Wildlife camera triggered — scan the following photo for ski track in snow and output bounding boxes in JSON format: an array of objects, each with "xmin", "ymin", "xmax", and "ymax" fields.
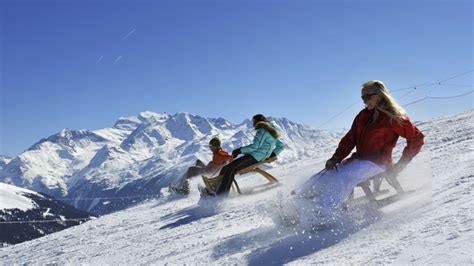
[{"xmin": 0, "ymin": 110, "xmax": 472, "ymax": 264}]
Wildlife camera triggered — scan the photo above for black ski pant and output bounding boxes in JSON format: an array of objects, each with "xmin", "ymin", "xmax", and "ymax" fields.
[
  {"xmin": 216, "ymin": 154, "xmax": 257, "ymax": 195},
  {"xmin": 186, "ymin": 159, "xmax": 207, "ymax": 179}
]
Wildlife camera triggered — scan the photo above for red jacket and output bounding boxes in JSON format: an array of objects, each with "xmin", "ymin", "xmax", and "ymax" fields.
[
  {"xmin": 207, "ymin": 149, "xmax": 233, "ymax": 171},
  {"xmin": 334, "ymin": 109, "xmax": 424, "ymax": 167}
]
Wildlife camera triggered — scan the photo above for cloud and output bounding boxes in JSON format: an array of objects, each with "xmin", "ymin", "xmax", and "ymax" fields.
[
  {"xmin": 95, "ymin": 56, "xmax": 104, "ymax": 64},
  {"xmin": 114, "ymin": 55, "xmax": 123, "ymax": 64},
  {"xmin": 121, "ymin": 29, "xmax": 136, "ymax": 41}
]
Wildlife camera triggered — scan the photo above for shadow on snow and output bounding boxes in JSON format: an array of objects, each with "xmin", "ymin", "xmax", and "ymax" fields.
[
  {"xmin": 212, "ymin": 206, "xmax": 385, "ymax": 265},
  {"xmin": 158, "ymin": 199, "xmax": 221, "ymax": 230}
]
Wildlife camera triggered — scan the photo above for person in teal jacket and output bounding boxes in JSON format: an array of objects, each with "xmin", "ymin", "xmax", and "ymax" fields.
[{"xmin": 213, "ymin": 114, "xmax": 285, "ymax": 195}]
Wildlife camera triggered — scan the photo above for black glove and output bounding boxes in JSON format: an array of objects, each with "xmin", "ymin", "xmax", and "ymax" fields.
[
  {"xmin": 270, "ymin": 152, "xmax": 277, "ymax": 158},
  {"xmin": 325, "ymin": 155, "xmax": 338, "ymax": 170},
  {"xmin": 232, "ymin": 148, "xmax": 241, "ymax": 158}
]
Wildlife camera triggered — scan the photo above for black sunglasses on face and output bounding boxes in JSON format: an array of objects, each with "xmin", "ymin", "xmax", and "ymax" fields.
[{"xmin": 361, "ymin": 93, "xmax": 376, "ymax": 101}]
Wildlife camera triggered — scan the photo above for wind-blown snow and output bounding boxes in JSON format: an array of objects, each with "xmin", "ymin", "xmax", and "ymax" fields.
[
  {"xmin": 0, "ymin": 110, "xmax": 471, "ymax": 264},
  {"xmin": 0, "ymin": 183, "xmax": 40, "ymax": 211}
]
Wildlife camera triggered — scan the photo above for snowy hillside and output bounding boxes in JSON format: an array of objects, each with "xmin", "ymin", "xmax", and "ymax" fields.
[
  {"xmin": 0, "ymin": 112, "xmax": 341, "ymax": 215},
  {"xmin": 0, "ymin": 183, "xmax": 94, "ymax": 245},
  {"xmin": 0, "ymin": 110, "xmax": 471, "ymax": 264}
]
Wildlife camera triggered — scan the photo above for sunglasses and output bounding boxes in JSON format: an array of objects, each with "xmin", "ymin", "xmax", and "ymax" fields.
[{"xmin": 361, "ymin": 93, "xmax": 376, "ymax": 101}]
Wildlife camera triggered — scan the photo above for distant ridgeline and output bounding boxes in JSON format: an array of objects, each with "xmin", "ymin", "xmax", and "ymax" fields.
[{"xmin": 0, "ymin": 111, "xmax": 341, "ymax": 215}]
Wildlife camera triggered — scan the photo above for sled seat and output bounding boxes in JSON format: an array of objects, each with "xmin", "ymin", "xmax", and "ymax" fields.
[
  {"xmin": 202, "ymin": 157, "xmax": 278, "ymax": 194},
  {"xmin": 352, "ymin": 172, "xmax": 404, "ymax": 202}
]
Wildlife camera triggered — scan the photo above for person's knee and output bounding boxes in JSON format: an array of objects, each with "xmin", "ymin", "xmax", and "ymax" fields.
[
  {"xmin": 220, "ymin": 164, "xmax": 231, "ymax": 174},
  {"xmin": 186, "ymin": 168, "xmax": 193, "ymax": 175},
  {"xmin": 187, "ymin": 166, "xmax": 204, "ymax": 178},
  {"xmin": 226, "ymin": 167, "xmax": 240, "ymax": 179},
  {"xmin": 222, "ymin": 173, "xmax": 233, "ymax": 183}
]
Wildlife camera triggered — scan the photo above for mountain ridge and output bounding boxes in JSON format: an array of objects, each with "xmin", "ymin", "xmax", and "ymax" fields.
[{"xmin": 0, "ymin": 112, "xmax": 339, "ymax": 214}]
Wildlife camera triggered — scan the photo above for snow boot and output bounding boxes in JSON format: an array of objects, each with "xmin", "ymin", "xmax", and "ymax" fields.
[
  {"xmin": 168, "ymin": 180, "xmax": 190, "ymax": 195},
  {"xmin": 198, "ymin": 184, "xmax": 216, "ymax": 198}
]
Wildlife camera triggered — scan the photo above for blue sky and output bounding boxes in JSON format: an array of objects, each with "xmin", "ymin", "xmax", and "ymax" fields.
[{"xmin": 1, "ymin": 0, "xmax": 472, "ymax": 156}]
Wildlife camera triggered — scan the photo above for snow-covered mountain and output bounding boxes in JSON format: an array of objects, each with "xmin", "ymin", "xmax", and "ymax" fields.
[
  {"xmin": 0, "ymin": 128, "xmax": 128, "ymax": 197},
  {"xmin": 0, "ymin": 183, "xmax": 94, "ymax": 246},
  {"xmin": 0, "ymin": 112, "xmax": 341, "ymax": 215},
  {"xmin": 0, "ymin": 110, "xmax": 471, "ymax": 264},
  {"xmin": 0, "ymin": 156, "xmax": 12, "ymax": 171}
]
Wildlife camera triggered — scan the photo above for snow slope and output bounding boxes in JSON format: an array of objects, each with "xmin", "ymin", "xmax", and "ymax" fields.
[
  {"xmin": 0, "ymin": 183, "xmax": 94, "ymax": 245},
  {"xmin": 0, "ymin": 110, "xmax": 471, "ymax": 264},
  {"xmin": 0, "ymin": 183, "xmax": 36, "ymax": 211}
]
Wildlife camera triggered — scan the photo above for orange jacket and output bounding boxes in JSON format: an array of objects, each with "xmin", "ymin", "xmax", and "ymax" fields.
[{"xmin": 207, "ymin": 149, "xmax": 233, "ymax": 171}]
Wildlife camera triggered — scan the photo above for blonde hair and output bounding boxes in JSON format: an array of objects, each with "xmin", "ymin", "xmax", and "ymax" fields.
[{"xmin": 362, "ymin": 80, "xmax": 407, "ymax": 123}]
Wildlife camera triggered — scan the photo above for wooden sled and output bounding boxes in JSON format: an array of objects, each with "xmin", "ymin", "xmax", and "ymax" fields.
[
  {"xmin": 202, "ymin": 157, "xmax": 278, "ymax": 194},
  {"xmin": 350, "ymin": 171, "xmax": 405, "ymax": 203}
]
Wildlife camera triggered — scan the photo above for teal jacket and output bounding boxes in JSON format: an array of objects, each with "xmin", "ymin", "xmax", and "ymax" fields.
[{"xmin": 241, "ymin": 122, "xmax": 285, "ymax": 162}]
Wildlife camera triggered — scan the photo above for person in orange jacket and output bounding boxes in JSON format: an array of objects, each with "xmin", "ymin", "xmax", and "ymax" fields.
[
  {"xmin": 170, "ymin": 137, "xmax": 233, "ymax": 194},
  {"xmin": 197, "ymin": 137, "xmax": 234, "ymax": 177}
]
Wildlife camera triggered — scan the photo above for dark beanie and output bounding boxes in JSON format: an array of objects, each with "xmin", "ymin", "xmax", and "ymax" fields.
[{"xmin": 209, "ymin": 137, "xmax": 221, "ymax": 147}]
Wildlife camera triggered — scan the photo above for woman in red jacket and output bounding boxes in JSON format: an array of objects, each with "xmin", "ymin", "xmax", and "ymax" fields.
[{"xmin": 296, "ymin": 80, "xmax": 424, "ymax": 210}]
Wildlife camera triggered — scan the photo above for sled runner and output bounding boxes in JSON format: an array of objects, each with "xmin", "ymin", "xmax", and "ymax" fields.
[
  {"xmin": 352, "ymin": 171, "xmax": 406, "ymax": 202},
  {"xmin": 202, "ymin": 157, "xmax": 278, "ymax": 194}
]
